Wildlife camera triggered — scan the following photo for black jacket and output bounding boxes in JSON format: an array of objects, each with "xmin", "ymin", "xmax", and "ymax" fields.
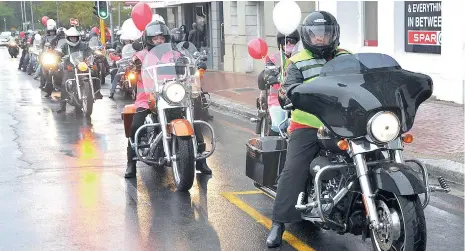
[
  {"xmin": 59, "ymin": 42, "xmax": 93, "ymax": 67},
  {"xmin": 41, "ymin": 34, "xmax": 58, "ymax": 49}
]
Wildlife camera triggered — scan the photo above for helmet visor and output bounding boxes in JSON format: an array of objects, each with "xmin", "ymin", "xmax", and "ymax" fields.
[
  {"xmin": 301, "ymin": 25, "xmax": 338, "ymax": 47},
  {"xmin": 145, "ymin": 24, "xmax": 169, "ymax": 37}
]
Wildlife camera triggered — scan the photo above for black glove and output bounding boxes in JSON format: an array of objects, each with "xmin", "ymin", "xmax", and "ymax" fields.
[
  {"xmin": 196, "ymin": 61, "xmax": 207, "ymax": 70},
  {"xmin": 278, "ymin": 86, "xmax": 294, "ymax": 110},
  {"xmin": 263, "ymin": 67, "xmax": 280, "ymax": 86}
]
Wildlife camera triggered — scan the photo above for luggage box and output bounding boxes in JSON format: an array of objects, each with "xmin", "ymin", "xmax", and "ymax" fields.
[{"xmin": 246, "ymin": 136, "xmax": 287, "ymax": 187}]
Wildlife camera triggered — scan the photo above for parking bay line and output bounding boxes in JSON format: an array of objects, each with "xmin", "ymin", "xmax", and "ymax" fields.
[{"xmin": 222, "ymin": 191, "xmax": 316, "ymax": 251}]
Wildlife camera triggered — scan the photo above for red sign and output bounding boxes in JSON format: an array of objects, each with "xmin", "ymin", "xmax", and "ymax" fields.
[
  {"xmin": 70, "ymin": 18, "xmax": 79, "ymax": 26},
  {"xmin": 364, "ymin": 40, "xmax": 378, "ymax": 47},
  {"xmin": 407, "ymin": 30, "xmax": 441, "ymax": 45}
]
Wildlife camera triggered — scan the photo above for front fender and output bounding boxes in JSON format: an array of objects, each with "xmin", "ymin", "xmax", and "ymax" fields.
[
  {"xmin": 169, "ymin": 119, "xmax": 194, "ymax": 136},
  {"xmin": 370, "ymin": 162, "xmax": 426, "ymax": 195}
]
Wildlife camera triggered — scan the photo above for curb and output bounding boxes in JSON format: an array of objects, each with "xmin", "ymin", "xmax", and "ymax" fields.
[{"xmin": 209, "ymin": 94, "xmax": 464, "ymax": 185}]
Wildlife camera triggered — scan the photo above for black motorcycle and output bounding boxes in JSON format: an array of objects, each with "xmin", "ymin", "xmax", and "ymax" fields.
[
  {"xmin": 246, "ymin": 53, "xmax": 451, "ymax": 251},
  {"xmin": 7, "ymin": 40, "xmax": 19, "ymax": 58},
  {"xmin": 89, "ymin": 37, "xmax": 108, "ymax": 86},
  {"xmin": 40, "ymin": 41, "xmax": 64, "ymax": 94}
]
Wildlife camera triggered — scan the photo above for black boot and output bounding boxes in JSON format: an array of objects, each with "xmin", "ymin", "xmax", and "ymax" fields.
[
  {"xmin": 125, "ymin": 146, "xmax": 137, "ymax": 178},
  {"xmin": 266, "ymin": 222, "xmax": 285, "ymax": 248},
  {"xmin": 109, "ymin": 92, "xmax": 114, "ymax": 99},
  {"xmin": 196, "ymin": 142, "xmax": 212, "ymax": 174},
  {"xmin": 56, "ymin": 102, "xmax": 66, "ymax": 113}
]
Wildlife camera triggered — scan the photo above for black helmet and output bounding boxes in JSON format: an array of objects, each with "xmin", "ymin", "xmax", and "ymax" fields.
[
  {"xmin": 170, "ymin": 28, "xmax": 184, "ymax": 43},
  {"xmin": 143, "ymin": 20, "xmax": 170, "ymax": 50},
  {"xmin": 277, "ymin": 30, "xmax": 300, "ymax": 48},
  {"xmin": 300, "ymin": 11, "xmax": 340, "ymax": 58}
]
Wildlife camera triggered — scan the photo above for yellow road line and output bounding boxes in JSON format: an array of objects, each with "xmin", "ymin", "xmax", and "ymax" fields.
[
  {"xmin": 222, "ymin": 191, "xmax": 316, "ymax": 251},
  {"xmin": 230, "ymin": 190, "xmax": 263, "ymax": 195}
]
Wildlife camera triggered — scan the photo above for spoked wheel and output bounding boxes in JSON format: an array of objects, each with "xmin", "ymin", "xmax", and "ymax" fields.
[
  {"xmin": 171, "ymin": 136, "xmax": 195, "ymax": 192},
  {"xmin": 370, "ymin": 193, "xmax": 426, "ymax": 251},
  {"xmin": 81, "ymin": 82, "xmax": 94, "ymax": 117}
]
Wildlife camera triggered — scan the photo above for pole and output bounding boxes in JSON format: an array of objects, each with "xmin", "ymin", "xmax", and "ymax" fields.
[
  {"xmin": 109, "ymin": 1, "xmax": 114, "ymax": 44},
  {"xmin": 20, "ymin": 1, "xmax": 24, "ymax": 30},
  {"xmin": 99, "ymin": 18, "xmax": 106, "ymax": 45},
  {"xmin": 30, "ymin": 1, "xmax": 34, "ymax": 30},
  {"xmin": 56, "ymin": 1, "xmax": 59, "ymax": 25},
  {"xmin": 22, "ymin": 1, "xmax": 27, "ymax": 29},
  {"xmin": 4, "ymin": 18, "xmax": 6, "ymax": 32},
  {"xmin": 118, "ymin": 2, "xmax": 121, "ymax": 28}
]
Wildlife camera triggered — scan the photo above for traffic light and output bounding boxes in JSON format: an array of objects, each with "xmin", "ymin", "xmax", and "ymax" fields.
[{"xmin": 93, "ymin": 1, "xmax": 109, "ymax": 20}]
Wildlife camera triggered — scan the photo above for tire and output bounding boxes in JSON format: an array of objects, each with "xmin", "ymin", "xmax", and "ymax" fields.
[
  {"xmin": 81, "ymin": 81, "xmax": 94, "ymax": 117},
  {"xmin": 171, "ymin": 136, "xmax": 195, "ymax": 192},
  {"xmin": 370, "ymin": 194, "xmax": 426, "ymax": 251},
  {"xmin": 260, "ymin": 115, "xmax": 271, "ymax": 137}
]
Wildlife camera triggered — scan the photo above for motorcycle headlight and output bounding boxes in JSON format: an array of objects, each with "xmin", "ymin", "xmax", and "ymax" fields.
[
  {"xmin": 163, "ymin": 82, "xmax": 186, "ymax": 103},
  {"xmin": 42, "ymin": 53, "xmax": 56, "ymax": 66},
  {"xmin": 77, "ymin": 62, "xmax": 89, "ymax": 72},
  {"xmin": 367, "ymin": 111, "xmax": 400, "ymax": 143}
]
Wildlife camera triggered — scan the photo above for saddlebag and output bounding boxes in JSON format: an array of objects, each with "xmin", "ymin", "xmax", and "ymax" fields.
[
  {"xmin": 246, "ymin": 136, "xmax": 287, "ymax": 187},
  {"xmin": 121, "ymin": 104, "xmax": 136, "ymax": 138}
]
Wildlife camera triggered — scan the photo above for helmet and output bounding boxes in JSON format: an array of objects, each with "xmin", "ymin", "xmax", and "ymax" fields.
[
  {"xmin": 300, "ymin": 11, "xmax": 340, "ymax": 58},
  {"xmin": 277, "ymin": 30, "xmax": 300, "ymax": 48},
  {"xmin": 170, "ymin": 28, "xmax": 184, "ymax": 43},
  {"xmin": 91, "ymin": 27, "xmax": 100, "ymax": 36},
  {"xmin": 46, "ymin": 19, "xmax": 57, "ymax": 35},
  {"xmin": 116, "ymin": 30, "xmax": 123, "ymax": 36},
  {"xmin": 65, "ymin": 27, "xmax": 81, "ymax": 46},
  {"xmin": 143, "ymin": 20, "xmax": 170, "ymax": 50}
]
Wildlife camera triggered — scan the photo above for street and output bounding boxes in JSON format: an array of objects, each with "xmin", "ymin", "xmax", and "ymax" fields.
[{"xmin": 0, "ymin": 47, "xmax": 463, "ymax": 251}]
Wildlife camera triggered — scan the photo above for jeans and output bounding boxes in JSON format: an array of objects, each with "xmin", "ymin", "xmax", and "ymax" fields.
[
  {"xmin": 110, "ymin": 67, "xmax": 123, "ymax": 93},
  {"xmin": 34, "ymin": 64, "xmax": 41, "ymax": 77},
  {"xmin": 269, "ymin": 105, "xmax": 288, "ymax": 133}
]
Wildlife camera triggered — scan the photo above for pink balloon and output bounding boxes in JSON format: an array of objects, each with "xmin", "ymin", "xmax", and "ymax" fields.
[
  {"xmin": 131, "ymin": 2, "xmax": 152, "ymax": 31},
  {"xmin": 41, "ymin": 16, "xmax": 49, "ymax": 26},
  {"xmin": 247, "ymin": 38, "xmax": 268, "ymax": 60}
]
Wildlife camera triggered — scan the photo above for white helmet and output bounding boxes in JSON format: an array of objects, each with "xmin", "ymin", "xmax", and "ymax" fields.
[
  {"xmin": 152, "ymin": 14, "xmax": 165, "ymax": 23},
  {"xmin": 116, "ymin": 30, "xmax": 123, "ymax": 36},
  {"xmin": 46, "ymin": 19, "xmax": 57, "ymax": 31},
  {"xmin": 65, "ymin": 27, "xmax": 81, "ymax": 46},
  {"xmin": 34, "ymin": 34, "xmax": 41, "ymax": 41}
]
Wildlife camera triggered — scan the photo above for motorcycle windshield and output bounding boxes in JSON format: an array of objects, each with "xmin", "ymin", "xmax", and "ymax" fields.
[
  {"xmin": 176, "ymin": 41, "xmax": 198, "ymax": 57},
  {"xmin": 121, "ymin": 44, "xmax": 136, "ymax": 59},
  {"xmin": 141, "ymin": 43, "xmax": 196, "ymax": 94},
  {"xmin": 56, "ymin": 39, "xmax": 67, "ymax": 48},
  {"xmin": 70, "ymin": 51, "xmax": 85, "ymax": 66},
  {"xmin": 290, "ymin": 53, "xmax": 433, "ymax": 138},
  {"xmin": 88, "ymin": 37, "xmax": 102, "ymax": 50}
]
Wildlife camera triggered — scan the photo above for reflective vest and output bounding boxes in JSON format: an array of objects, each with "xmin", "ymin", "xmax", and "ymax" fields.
[{"xmin": 288, "ymin": 48, "xmax": 350, "ymax": 128}]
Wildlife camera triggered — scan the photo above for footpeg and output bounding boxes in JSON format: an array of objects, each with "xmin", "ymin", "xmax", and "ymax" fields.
[
  {"xmin": 430, "ymin": 176, "xmax": 451, "ymax": 193},
  {"xmin": 295, "ymin": 192, "xmax": 318, "ymax": 211}
]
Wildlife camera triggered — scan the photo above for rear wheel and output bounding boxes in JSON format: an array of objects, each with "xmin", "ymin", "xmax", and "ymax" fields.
[
  {"xmin": 171, "ymin": 136, "xmax": 195, "ymax": 192},
  {"xmin": 370, "ymin": 193, "xmax": 426, "ymax": 251}
]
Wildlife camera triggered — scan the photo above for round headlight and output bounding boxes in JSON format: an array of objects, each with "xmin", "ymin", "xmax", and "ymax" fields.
[
  {"xmin": 42, "ymin": 53, "xmax": 56, "ymax": 65},
  {"xmin": 368, "ymin": 111, "xmax": 400, "ymax": 143},
  {"xmin": 164, "ymin": 82, "xmax": 186, "ymax": 103},
  {"xmin": 77, "ymin": 62, "xmax": 89, "ymax": 72}
]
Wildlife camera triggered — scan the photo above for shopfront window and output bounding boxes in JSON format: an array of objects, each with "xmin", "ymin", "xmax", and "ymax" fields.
[{"xmin": 363, "ymin": 1, "xmax": 378, "ymax": 47}]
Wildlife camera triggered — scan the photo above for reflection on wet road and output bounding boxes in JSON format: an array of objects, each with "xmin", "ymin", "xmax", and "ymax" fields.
[{"xmin": 0, "ymin": 48, "xmax": 463, "ymax": 251}]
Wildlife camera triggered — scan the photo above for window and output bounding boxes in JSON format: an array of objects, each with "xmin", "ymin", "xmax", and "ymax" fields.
[{"xmin": 363, "ymin": 1, "xmax": 378, "ymax": 47}]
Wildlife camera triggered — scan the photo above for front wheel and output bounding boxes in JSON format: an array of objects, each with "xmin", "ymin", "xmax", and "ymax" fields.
[
  {"xmin": 171, "ymin": 136, "xmax": 195, "ymax": 192},
  {"xmin": 81, "ymin": 81, "xmax": 94, "ymax": 117},
  {"xmin": 259, "ymin": 115, "xmax": 271, "ymax": 137},
  {"xmin": 370, "ymin": 194, "xmax": 426, "ymax": 251}
]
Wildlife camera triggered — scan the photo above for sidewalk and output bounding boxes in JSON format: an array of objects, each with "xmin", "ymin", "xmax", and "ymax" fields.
[{"xmin": 203, "ymin": 71, "xmax": 465, "ymax": 184}]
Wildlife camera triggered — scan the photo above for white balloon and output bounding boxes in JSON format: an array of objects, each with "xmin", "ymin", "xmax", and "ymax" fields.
[
  {"xmin": 272, "ymin": 1, "xmax": 301, "ymax": 35},
  {"xmin": 152, "ymin": 14, "xmax": 165, "ymax": 23},
  {"xmin": 121, "ymin": 19, "xmax": 143, "ymax": 40}
]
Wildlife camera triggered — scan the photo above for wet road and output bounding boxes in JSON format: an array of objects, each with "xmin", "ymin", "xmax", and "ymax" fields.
[{"xmin": 0, "ymin": 47, "xmax": 463, "ymax": 251}]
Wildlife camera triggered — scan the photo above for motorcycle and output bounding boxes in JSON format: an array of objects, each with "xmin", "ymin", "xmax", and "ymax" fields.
[
  {"xmin": 61, "ymin": 51, "xmax": 99, "ymax": 117},
  {"xmin": 176, "ymin": 42, "xmax": 213, "ymax": 122},
  {"xmin": 110, "ymin": 44, "xmax": 138, "ymax": 100},
  {"xmin": 7, "ymin": 40, "xmax": 19, "ymax": 58},
  {"xmin": 40, "ymin": 40, "xmax": 65, "ymax": 94},
  {"xmin": 122, "ymin": 43, "xmax": 216, "ymax": 192},
  {"xmin": 245, "ymin": 52, "xmax": 451, "ymax": 251},
  {"xmin": 88, "ymin": 37, "xmax": 108, "ymax": 86}
]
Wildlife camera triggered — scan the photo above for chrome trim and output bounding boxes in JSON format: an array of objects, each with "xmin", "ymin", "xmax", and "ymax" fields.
[
  {"xmin": 404, "ymin": 158, "xmax": 430, "ymax": 209},
  {"xmin": 366, "ymin": 111, "xmax": 401, "ymax": 144}
]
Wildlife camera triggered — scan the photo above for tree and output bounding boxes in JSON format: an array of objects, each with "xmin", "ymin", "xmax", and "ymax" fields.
[{"xmin": 0, "ymin": 2, "xmax": 13, "ymax": 17}]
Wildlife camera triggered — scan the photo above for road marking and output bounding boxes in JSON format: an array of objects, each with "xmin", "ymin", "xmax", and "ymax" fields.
[
  {"xmin": 222, "ymin": 191, "xmax": 316, "ymax": 251},
  {"xmin": 216, "ymin": 118, "xmax": 256, "ymax": 135}
]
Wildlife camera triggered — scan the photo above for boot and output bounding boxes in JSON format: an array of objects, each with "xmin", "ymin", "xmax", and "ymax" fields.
[
  {"xmin": 95, "ymin": 91, "xmax": 103, "ymax": 99},
  {"xmin": 56, "ymin": 102, "xmax": 66, "ymax": 113},
  {"xmin": 196, "ymin": 142, "xmax": 212, "ymax": 174},
  {"xmin": 125, "ymin": 146, "xmax": 137, "ymax": 178},
  {"xmin": 109, "ymin": 91, "xmax": 114, "ymax": 99},
  {"xmin": 266, "ymin": 221, "xmax": 285, "ymax": 248}
]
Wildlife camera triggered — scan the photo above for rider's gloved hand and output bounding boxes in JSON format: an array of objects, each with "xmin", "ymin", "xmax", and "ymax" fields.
[{"xmin": 196, "ymin": 61, "xmax": 207, "ymax": 70}]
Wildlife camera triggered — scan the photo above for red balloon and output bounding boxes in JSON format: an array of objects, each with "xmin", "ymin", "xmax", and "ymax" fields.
[
  {"xmin": 19, "ymin": 31, "xmax": 25, "ymax": 38},
  {"xmin": 247, "ymin": 38, "xmax": 268, "ymax": 60},
  {"xmin": 41, "ymin": 16, "xmax": 49, "ymax": 26},
  {"xmin": 131, "ymin": 2, "xmax": 152, "ymax": 31}
]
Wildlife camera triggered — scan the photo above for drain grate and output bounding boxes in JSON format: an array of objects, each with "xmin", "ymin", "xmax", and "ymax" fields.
[{"xmin": 233, "ymin": 87, "xmax": 256, "ymax": 92}]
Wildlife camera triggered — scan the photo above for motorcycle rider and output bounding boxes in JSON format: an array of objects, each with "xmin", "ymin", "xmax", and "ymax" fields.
[
  {"xmin": 266, "ymin": 11, "xmax": 350, "ymax": 248},
  {"xmin": 56, "ymin": 27, "xmax": 103, "ymax": 113},
  {"xmin": 35, "ymin": 27, "xmax": 66, "ymax": 80},
  {"xmin": 18, "ymin": 31, "xmax": 30, "ymax": 70},
  {"xmin": 125, "ymin": 20, "xmax": 212, "ymax": 178},
  {"xmin": 41, "ymin": 19, "xmax": 58, "ymax": 48},
  {"xmin": 259, "ymin": 30, "xmax": 300, "ymax": 136},
  {"xmin": 109, "ymin": 34, "xmax": 136, "ymax": 99}
]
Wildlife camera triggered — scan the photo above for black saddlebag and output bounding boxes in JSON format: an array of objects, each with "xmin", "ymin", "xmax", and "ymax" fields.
[{"xmin": 246, "ymin": 136, "xmax": 287, "ymax": 187}]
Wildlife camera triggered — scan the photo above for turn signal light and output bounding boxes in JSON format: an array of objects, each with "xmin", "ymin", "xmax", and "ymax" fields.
[
  {"xmin": 67, "ymin": 65, "xmax": 73, "ymax": 71},
  {"xmin": 402, "ymin": 134, "xmax": 414, "ymax": 144},
  {"xmin": 337, "ymin": 139, "xmax": 349, "ymax": 151}
]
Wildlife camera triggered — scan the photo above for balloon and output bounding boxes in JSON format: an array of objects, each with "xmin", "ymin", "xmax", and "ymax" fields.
[
  {"xmin": 131, "ymin": 2, "xmax": 152, "ymax": 31},
  {"xmin": 41, "ymin": 16, "xmax": 49, "ymax": 26},
  {"xmin": 273, "ymin": 1, "xmax": 301, "ymax": 35},
  {"xmin": 247, "ymin": 38, "xmax": 268, "ymax": 60},
  {"xmin": 120, "ymin": 18, "xmax": 143, "ymax": 40},
  {"xmin": 19, "ymin": 31, "xmax": 25, "ymax": 38},
  {"xmin": 152, "ymin": 14, "xmax": 165, "ymax": 23}
]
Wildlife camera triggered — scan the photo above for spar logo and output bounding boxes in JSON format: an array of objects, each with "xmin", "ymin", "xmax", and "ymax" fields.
[{"xmin": 408, "ymin": 30, "xmax": 441, "ymax": 45}]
